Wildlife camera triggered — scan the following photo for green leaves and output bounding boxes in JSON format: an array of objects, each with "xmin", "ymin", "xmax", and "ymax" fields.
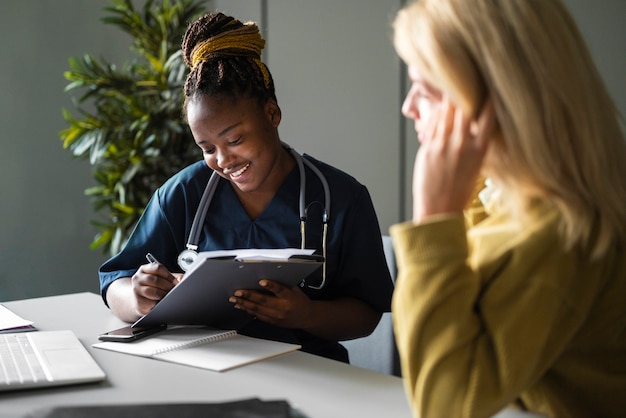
[{"xmin": 59, "ymin": 0, "xmax": 206, "ymax": 255}]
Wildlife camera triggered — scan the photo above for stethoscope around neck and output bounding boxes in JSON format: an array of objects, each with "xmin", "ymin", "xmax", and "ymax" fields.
[{"xmin": 177, "ymin": 144, "xmax": 331, "ymax": 289}]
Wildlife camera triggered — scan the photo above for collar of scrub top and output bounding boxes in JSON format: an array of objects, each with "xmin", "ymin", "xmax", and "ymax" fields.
[{"xmin": 177, "ymin": 142, "xmax": 330, "ymax": 289}]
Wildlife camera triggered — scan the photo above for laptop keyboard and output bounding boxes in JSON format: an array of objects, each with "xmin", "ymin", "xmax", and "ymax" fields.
[{"xmin": 0, "ymin": 334, "xmax": 48, "ymax": 385}]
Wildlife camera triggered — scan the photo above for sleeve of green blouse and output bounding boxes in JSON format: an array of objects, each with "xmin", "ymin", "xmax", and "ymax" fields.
[
  {"xmin": 389, "ymin": 215, "xmax": 591, "ymax": 418},
  {"xmin": 391, "ymin": 217, "xmax": 481, "ymax": 417}
]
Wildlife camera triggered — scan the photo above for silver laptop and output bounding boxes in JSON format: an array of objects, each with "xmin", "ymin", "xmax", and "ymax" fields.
[{"xmin": 0, "ymin": 330, "xmax": 106, "ymax": 391}]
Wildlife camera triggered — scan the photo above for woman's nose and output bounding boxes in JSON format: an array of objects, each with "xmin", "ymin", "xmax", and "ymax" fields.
[
  {"xmin": 215, "ymin": 148, "xmax": 234, "ymax": 169},
  {"xmin": 402, "ymin": 90, "xmax": 419, "ymax": 120}
]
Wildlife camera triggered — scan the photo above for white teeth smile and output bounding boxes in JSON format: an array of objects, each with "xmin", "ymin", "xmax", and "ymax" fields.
[{"xmin": 230, "ymin": 163, "xmax": 250, "ymax": 178}]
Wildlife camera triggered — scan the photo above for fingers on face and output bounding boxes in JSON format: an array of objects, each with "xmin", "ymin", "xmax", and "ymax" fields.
[
  {"xmin": 426, "ymin": 98, "xmax": 458, "ymax": 145},
  {"xmin": 425, "ymin": 101, "xmax": 444, "ymax": 142},
  {"xmin": 452, "ymin": 104, "xmax": 472, "ymax": 146},
  {"xmin": 475, "ymin": 97, "xmax": 497, "ymax": 148},
  {"xmin": 436, "ymin": 98, "xmax": 491, "ymax": 150}
]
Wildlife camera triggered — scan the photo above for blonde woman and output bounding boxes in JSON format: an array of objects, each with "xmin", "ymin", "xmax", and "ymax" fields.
[{"xmin": 390, "ymin": 0, "xmax": 626, "ymax": 417}]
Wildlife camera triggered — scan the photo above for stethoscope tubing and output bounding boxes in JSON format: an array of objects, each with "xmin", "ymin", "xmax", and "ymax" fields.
[
  {"xmin": 187, "ymin": 171, "xmax": 220, "ymax": 252},
  {"xmin": 178, "ymin": 144, "xmax": 330, "ymax": 288}
]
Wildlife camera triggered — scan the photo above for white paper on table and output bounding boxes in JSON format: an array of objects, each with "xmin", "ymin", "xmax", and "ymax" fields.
[{"xmin": 0, "ymin": 304, "xmax": 35, "ymax": 332}]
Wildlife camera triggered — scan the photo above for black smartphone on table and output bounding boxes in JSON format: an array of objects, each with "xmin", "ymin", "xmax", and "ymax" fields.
[{"xmin": 98, "ymin": 324, "xmax": 166, "ymax": 342}]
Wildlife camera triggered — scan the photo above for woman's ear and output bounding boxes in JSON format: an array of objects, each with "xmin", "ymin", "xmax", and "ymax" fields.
[{"xmin": 266, "ymin": 100, "xmax": 282, "ymax": 127}]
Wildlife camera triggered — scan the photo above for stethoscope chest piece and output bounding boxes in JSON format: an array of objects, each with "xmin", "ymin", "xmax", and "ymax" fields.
[{"xmin": 177, "ymin": 248, "xmax": 199, "ymax": 272}]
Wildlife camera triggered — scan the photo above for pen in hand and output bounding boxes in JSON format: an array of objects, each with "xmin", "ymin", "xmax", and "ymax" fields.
[
  {"xmin": 145, "ymin": 253, "xmax": 159, "ymax": 264},
  {"xmin": 145, "ymin": 253, "xmax": 181, "ymax": 285}
]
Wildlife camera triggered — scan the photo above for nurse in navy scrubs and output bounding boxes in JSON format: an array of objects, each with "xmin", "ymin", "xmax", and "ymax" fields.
[{"xmin": 98, "ymin": 12, "xmax": 393, "ymax": 363}]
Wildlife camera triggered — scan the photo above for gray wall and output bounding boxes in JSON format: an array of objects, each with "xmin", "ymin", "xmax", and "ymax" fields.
[
  {"xmin": 1, "ymin": 1, "xmax": 135, "ymax": 301},
  {"xmin": 1, "ymin": 0, "xmax": 625, "ymax": 302},
  {"xmin": 212, "ymin": 0, "xmax": 404, "ymax": 229}
]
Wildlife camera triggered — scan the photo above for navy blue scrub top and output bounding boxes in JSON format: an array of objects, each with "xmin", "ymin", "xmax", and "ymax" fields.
[{"xmin": 99, "ymin": 155, "xmax": 394, "ymax": 362}]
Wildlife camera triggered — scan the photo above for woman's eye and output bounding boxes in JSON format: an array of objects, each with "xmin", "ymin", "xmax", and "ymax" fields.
[
  {"xmin": 416, "ymin": 89, "xmax": 432, "ymax": 101},
  {"xmin": 202, "ymin": 147, "xmax": 215, "ymax": 155},
  {"xmin": 228, "ymin": 137, "xmax": 242, "ymax": 145}
]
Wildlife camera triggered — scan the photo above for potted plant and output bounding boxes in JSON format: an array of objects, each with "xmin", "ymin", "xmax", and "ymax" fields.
[{"xmin": 59, "ymin": 0, "xmax": 207, "ymax": 256}]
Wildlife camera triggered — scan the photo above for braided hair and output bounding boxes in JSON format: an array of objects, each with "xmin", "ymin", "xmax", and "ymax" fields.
[{"xmin": 181, "ymin": 12, "xmax": 276, "ymax": 110}]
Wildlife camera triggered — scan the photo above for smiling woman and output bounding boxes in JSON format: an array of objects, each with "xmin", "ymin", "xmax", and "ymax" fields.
[{"xmin": 97, "ymin": 11, "xmax": 394, "ymax": 364}]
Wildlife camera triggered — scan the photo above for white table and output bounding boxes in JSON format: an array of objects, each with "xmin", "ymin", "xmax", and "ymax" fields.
[{"xmin": 2, "ymin": 292, "xmax": 412, "ymax": 418}]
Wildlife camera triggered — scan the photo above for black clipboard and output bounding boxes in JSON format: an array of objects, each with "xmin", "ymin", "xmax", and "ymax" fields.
[{"xmin": 133, "ymin": 253, "xmax": 323, "ymax": 330}]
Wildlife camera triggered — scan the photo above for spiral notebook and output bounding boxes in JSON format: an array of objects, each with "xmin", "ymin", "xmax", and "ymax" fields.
[{"xmin": 93, "ymin": 326, "xmax": 300, "ymax": 372}]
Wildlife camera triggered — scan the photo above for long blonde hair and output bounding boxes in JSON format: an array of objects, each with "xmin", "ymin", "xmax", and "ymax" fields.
[{"xmin": 394, "ymin": 0, "xmax": 626, "ymax": 259}]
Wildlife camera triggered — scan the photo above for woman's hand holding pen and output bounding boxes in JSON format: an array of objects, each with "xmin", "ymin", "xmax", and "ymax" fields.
[
  {"xmin": 229, "ymin": 280, "xmax": 314, "ymax": 329},
  {"xmin": 130, "ymin": 257, "xmax": 183, "ymax": 316}
]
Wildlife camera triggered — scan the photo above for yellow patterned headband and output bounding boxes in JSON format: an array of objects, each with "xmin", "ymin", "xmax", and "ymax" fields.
[{"xmin": 190, "ymin": 22, "xmax": 271, "ymax": 88}]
